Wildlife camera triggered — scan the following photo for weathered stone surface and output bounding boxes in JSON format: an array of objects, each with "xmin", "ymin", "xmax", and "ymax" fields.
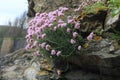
[
  {"xmin": 0, "ymin": 49, "xmax": 51, "ymax": 80},
  {"xmin": 24, "ymin": 62, "xmax": 40, "ymax": 80},
  {"xmin": 0, "ymin": 37, "xmax": 14, "ymax": 57},
  {"xmin": 104, "ymin": 13, "xmax": 120, "ymax": 31},
  {"xmin": 27, "ymin": 0, "xmax": 36, "ymax": 17},
  {"xmin": 32, "ymin": 0, "xmax": 82, "ymax": 13},
  {"xmin": 66, "ymin": 39, "xmax": 120, "ymax": 77},
  {"xmin": 65, "ymin": 70, "xmax": 100, "ymax": 80},
  {"xmin": 78, "ymin": 10, "xmax": 107, "ymax": 33}
]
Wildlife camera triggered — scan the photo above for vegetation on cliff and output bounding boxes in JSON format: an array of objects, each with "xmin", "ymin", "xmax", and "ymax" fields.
[{"xmin": 25, "ymin": 0, "xmax": 120, "ymax": 76}]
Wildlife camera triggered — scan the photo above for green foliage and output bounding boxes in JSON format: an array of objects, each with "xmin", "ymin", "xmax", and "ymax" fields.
[
  {"xmin": 108, "ymin": 0, "xmax": 120, "ymax": 16},
  {"xmin": 111, "ymin": 33, "xmax": 120, "ymax": 40},
  {"xmin": 110, "ymin": 29, "xmax": 120, "ymax": 40},
  {"xmin": 39, "ymin": 25, "xmax": 85, "ymax": 59},
  {"xmin": 83, "ymin": 0, "xmax": 120, "ymax": 17},
  {"xmin": 84, "ymin": 2, "xmax": 107, "ymax": 14}
]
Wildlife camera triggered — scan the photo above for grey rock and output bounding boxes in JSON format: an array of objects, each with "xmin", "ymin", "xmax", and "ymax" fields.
[
  {"xmin": 67, "ymin": 39, "xmax": 120, "ymax": 77},
  {"xmin": 65, "ymin": 70, "xmax": 100, "ymax": 80},
  {"xmin": 24, "ymin": 62, "xmax": 40, "ymax": 80},
  {"xmin": 114, "ymin": 50, "xmax": 120, "ymax": 55},
  {"xmin": 104, "ymin": 13, "xmax": 120, "ymax": 31}
]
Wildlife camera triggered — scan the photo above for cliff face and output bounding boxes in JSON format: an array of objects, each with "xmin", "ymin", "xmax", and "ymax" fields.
[
  {"xmin": 33, "ymin": 0, "xmax": 81, "ymax": 12},
  {"xmin": 27, "ymin": 0, "xmax": 85, "ymax": 17},
  {"xmin": 27, "ymin": 0, "xmax": 106, "ymax": 17}
]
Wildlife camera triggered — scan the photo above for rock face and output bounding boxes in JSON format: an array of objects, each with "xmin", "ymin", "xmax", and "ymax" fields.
[
  {"xmin": 28, "ymin": 0, "xmax": 106, "ymax": 17},
  {"xmin": 104, "ymin": 13, "xmax": 120, "ymax": 31},
  {"xmin": 27, "ymin": 0, "xmax": 106, "ymax": 17},
  {"xmin": 27, "ymin": 0, "xmax": 36, "ymax": 17},
  {"xmin": 67, "ymin": 39, "xmax": 120, "ymax": 76}
]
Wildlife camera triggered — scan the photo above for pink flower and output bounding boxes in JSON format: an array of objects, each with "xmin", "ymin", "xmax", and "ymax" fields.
[
  {"xmin": 33, "ymin": 41, "xmax": 38, "ymax": 47},
  {"xmin": 40, "ymin": 42, "xmax": 46, "ymax": 48},
  {"xmin": 70, "ymin": 39, "xmax": 76, "ymax": 44},
  {"xmin": 48, "ymin": 23, "xmax": 53, "ymax": 27},
  {"xmin": 41, "ymin": 33, "xmax": 46, "ymax": 38},
  {"xmin": 56, "ymin": 51, "xmax": 61, "ymax": 56},
  {"xmin": 58, "ymin": 19, "xmax": 64, "ymax": 24},
  {"xmin": 54, "ymin": 26, "xmax": 57, "ymax": 31},
  {"xmin": 50, "ymin": 16, "xmax": 57, "ymax": 22},
  {"xmin": 58, "ymin": 11, "xmax": 64, "ymax": 16},
  {"xmin": 31, "ymin": 45, "xmax": 36, "ymax": 49},
  {"xmin": 67, "ymin": 28, "xmax": 71, "ymax": 33},
  {"xmin": 45, "ymin": 44, "xmax": 51, "ymax": 51},
  {"xmin": 34, "ymin": 51, "xmax": 40, "ymax": 56},
  {"xmin": 37, "ymin": 35, "xmax": 41, "ymax": 39},
  {"xmin": 57, "ymin": 69, "xmax": 61, "ymax": 76},
  {"xmin": 67, "ymin": 16, "xmax": 75, "ymax": 24},
  {"xmin": 87, "ymin": 32, "xmax": 94, "ymax": 41},
  {"xmin": 52, "ymin": 10, "xmax": 58, "ymax": 16},
  {"xmin": 51, "ymin": 50, "xmax": 56, "ymax": 55},
  {"xmin": 58, "ymin": 19, "xmax": 67, "ymax": 27},
  {"xmin": 75, "ymin": 22, "xmax": 80, "ymax": 29},
  {"xmin": 73, "ymin": 32, "xmax": 78, "ymax": 38},
  {"xmin": 78, "ymin": 45, "xmax": 81, "ymax": 50},
  {"xmin": 25, "ymin": 44, "xmax": 31, "ymax": 50},
  {"xmin": 61, "ymin": 23, "xmax": 67, "ymax": 27},
  {"xmin": 35, "ymin": 13, "xmax": 40, "ymax": 16}
]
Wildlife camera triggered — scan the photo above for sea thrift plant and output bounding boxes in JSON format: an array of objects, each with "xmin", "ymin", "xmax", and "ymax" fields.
[{"xmin": 25, "ymin": 7, "xmax": 93, "ymax": 59}]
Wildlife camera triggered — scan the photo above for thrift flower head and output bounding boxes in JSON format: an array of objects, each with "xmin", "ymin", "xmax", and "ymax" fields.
[
  {"xmin": 54, "ymin": 26, "xmax": 57, "ymax": 31},
  {"xmin": 75, "ymin": 22, "xmax": 80, "ymax": 29},
  {"xmin": 34, "ymin": 51, "xmax": 40, "ymax": 56},
  {"xmin": 58, "ymin": 11, "xmax": 64, "ymax": 16},
  {"xmin": 45, "ymin": 44, "xmax": 51, "ymax": 51},
  {"xmin": 57, "ymin": 69, "xmax": 61, "ymax": 76},
  {"xmin": 33, "ymin": 41, "xmax": 38, "ymax": 47},
  {"xmin": 56, "ymin": 51, "xmax": 62, "ymax": 56},
  {"xmin": 40, "ymin": 42, "xmax": 46, "ymax": 48},
  {"xmin": 25, "ymin": 44, "xmax": 31, "ymax": 50},
  {"xmin": 41, "ymin": 33, "xmax": 46, "ymax": 38},
  {"xmin": 73, "ymin": 32, "xmax": 78, "ymax": 38},
  {"xmin": 58, "ymin": 19, "xmax": 67, "ymax": 27},
  {"xmin": 67, "ymin": 28, "xmax": 71, "ymax": 33},
  {"xmin": 51, "ymin": 50, "xmax": 56, "ymax": 55},
  {"xmin": 70, "ymin": 39, "xmax": 76, "ymax": 44},
  {"xmin": 87, "ymin": 32, "xmax": 94, "ymax": 41},
  {"xmin": 58, "ymin": 19, "xmax": 64, "ymax": 24},
  {"xmin": 60, "ymin": 23, "xmax": 67, "ymax": 27},
  {"xmin": 48, "ymin": 23, "xmax": 53, "ymax": 27},
  {"xmin": 67, "ymin": 16, "xmax": 75, "ymax": 24},
  {"xmin": 78, "ymin": 45, "xmax": 82, "ymax": 50}
]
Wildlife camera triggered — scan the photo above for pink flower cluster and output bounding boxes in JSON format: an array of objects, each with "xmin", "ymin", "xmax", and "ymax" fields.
[
  {"xmin": 25, "ymin": 6, "xmax": 93, "ymax": 57},
  {"xmin": 25, "ymin": 7, "xmax": 70, "ymax": 56}
]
